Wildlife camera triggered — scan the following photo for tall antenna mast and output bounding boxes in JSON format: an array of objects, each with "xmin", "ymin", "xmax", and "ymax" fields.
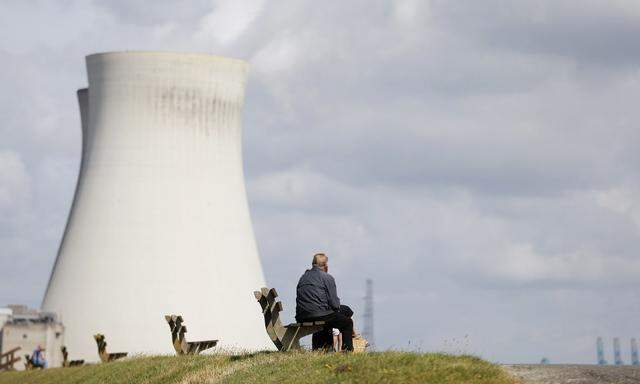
[
  {"xmin": 631, "ymin": 338, "xmax": 639, "ymax": 366},
  {"xmin": 362, "ymin": 278, "xmax": 375, "ymax": 349}
]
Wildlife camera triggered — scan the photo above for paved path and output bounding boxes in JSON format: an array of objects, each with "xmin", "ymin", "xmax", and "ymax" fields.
[{"xmin": 504, "ymin": 364, "xmax": 640, "ymax": 384}]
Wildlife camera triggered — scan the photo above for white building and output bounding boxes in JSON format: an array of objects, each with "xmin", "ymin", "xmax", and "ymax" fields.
[
  {"xmin": 0, "ymin": 305, "xmax": 65, "ymax": 369},
  {"xmin": 42, "ymin": 52, "xmax": 272, "ymax": 361},
  {"xmin": 0, "ymin": 308, "xmax": 11, "ymax": 330}
]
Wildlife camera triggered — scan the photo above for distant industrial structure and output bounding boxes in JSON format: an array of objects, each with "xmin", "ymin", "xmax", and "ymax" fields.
[
  {"xmin": 597, "ymin": 337, "xmax": 607, "ymax": 365},
  {"xmin": 613, "ymin": 337, "xmax": 624, "ymax": 365},
  {"xmin": 0, "ymin": 305, "xmax": 65, "ymax": 369},
  {"xmin": 631, "ymin": 338, "xmax": 639, "ymax": 366},
  {"xmin": 597, "ymin": 337, "xmax": 640, "ymax": 366},
  {"xmin": 362, "ymin": 279, "xmax": 374, "ymax": 349}
]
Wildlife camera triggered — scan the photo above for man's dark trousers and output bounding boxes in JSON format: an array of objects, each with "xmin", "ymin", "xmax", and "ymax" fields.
[{"xmin": 306, "ymin": 305, "xmax": 354, "ymax": 351}]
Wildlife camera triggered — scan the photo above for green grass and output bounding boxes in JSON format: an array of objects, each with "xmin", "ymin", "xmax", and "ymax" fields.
[{"xmin": 0, "ymin": 352, "xmax": 518, "ymax": 384}]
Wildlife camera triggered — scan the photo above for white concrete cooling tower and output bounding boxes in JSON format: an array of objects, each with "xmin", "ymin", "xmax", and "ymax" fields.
[{"xmin": 43, "ymin": 52, "xmax": 272, "ymax": 362}]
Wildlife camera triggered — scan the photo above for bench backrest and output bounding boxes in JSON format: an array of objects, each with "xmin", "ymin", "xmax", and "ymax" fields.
[
  {"xmin": 61, "ymin": 346, "xmax": 69, "ymax": 364},
  {"xmin": 94, "ymin": 334, "xmax": 108, "ymax": 356},
  {"xmin": 165, "ymin": 315, "xmax": 187, "ymax": 353},
  {"xmin": 254, "ymin": 287, "xmax": 287, "ymax": 350}
]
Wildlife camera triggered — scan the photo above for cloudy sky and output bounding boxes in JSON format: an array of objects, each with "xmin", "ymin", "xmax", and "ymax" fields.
[{"xmin": 1, "ymin": 0, "xmax": 639, "ymax": 364}]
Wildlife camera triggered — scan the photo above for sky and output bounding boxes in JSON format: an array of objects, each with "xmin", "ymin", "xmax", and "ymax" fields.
[{"xmin": 1, "ymin": 0, "xmax": 639, "ymax": 364}]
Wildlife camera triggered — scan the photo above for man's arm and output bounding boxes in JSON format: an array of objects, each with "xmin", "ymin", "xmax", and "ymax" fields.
[{"xmin": 325, "ymin": 274, "xmax": 341, "ymax": 310}]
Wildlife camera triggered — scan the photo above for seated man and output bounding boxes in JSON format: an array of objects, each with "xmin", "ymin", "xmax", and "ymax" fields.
[
  {"xmin": 295, "ymin": 253, "xmax": 354, "ymax": 351},
  {"xmin": 31, "ymin": 345, "xmax": 47, "ymax": 369}
]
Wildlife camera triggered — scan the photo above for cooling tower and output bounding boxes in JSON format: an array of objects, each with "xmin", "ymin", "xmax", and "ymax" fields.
[{"xmin": 43, "ymin": 52, "xmax": 272, "ymax": 362}]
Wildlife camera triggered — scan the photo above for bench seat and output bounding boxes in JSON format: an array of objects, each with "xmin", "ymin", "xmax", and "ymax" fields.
[{"xmin": 285, "ymin": 321, "xmax": 326, "ymax": 328}]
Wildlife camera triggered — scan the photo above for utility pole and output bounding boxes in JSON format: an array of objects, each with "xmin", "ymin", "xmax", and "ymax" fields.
[{"xmin": 362, "ymin": 279, "xmax": 374, "ymax": 349}]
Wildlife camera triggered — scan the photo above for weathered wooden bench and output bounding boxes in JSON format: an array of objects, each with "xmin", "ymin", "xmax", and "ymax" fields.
[
  {"xmin": 61, "ymin": 346, "xmax": 84, "ymax": 367},
  {"xmin": 254, "ymin": 287, "xmax": 326, "ymax": 351},
  {"xmin": 0, "ymin": 347, "xmax": 21, "ymax": 371},
  {"xmin": 164, "ymin": 315, "xmax": 218, "ymax": 355},
  {"xmin": 93, "ymin": 334, "xmax": 127, "ymax": 363}
]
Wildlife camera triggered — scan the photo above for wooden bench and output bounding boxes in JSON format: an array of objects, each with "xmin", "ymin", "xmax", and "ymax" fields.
[
  {"xmin": 0, "ymin": 347, "xmax": 21, "ymax": 371},
  {"xmin": 164, "ymin": 315, "xmax": 218, "ymax": 355},
  {"xmin": 93, "ymin": 334, "xmax": 127, "ymax": 363},
  {"xmin": 61, "ymin": 346, "xmax": 84, "ymax": 367},
  {"xmin": 254, "ymin": 287, "xmax": 326, "ymax": 351}
]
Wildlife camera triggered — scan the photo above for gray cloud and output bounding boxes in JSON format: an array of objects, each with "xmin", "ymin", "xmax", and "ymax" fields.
[{"xmin": 432, "ymin": 1, "xmax": 640, "ymax": 68}]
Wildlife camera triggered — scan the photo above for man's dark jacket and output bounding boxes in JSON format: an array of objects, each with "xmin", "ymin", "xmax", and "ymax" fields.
[{"xmin": 295, "ymin": 266, "xmax": 341, "ymax": 321}]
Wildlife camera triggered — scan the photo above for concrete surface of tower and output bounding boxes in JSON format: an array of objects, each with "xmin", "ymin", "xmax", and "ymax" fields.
[{"xmin": 42, "ymin": 52, "xmax": 272, "ymax": 361}]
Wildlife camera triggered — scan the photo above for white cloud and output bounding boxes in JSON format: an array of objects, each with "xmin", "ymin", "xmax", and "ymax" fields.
[
  {"xmin": 0, "ymin": 151, "xmax": 30, "ymax": 210},
  {"xmin": 197, "ymin": 0, "xmax": 266, "ymax": 46},
  {"xmin": 250, "ymin": 34, "xmax": 298, "ymax": 74},
  {"xmin": 595, "ymin": 185, "xmax": 640, "ymax": 231},
  {"xmin": 393, "ymin": 0, "xmax": 429, "ymax": 27},
  {"xmin": 249, "ymin": 168, "xmax": 356, "ymax": 211}
]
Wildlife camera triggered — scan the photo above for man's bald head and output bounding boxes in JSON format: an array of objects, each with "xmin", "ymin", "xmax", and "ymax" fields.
[{"xmin": 312, "ymin": 253, "xmax": 328, "ymax": 272}]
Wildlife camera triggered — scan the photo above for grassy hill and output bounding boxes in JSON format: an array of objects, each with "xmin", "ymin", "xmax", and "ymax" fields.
[{"xmin": 0, "ymin": 352, "xmax": 518, "ymax": 384}]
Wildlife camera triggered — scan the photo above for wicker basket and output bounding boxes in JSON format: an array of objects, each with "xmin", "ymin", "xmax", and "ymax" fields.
[{"xmin": 353, "ymin": 334, "xmax": 369, "ymax": 353}]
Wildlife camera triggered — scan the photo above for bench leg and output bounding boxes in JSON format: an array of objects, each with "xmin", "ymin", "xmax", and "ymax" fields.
[
  {"xmin": 281, "ymin": 326, "xmax": 325, "ymax": 351},
  {"xmin": 281, "ymin": 327, "xmax": 303, "ymax": 351}
]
